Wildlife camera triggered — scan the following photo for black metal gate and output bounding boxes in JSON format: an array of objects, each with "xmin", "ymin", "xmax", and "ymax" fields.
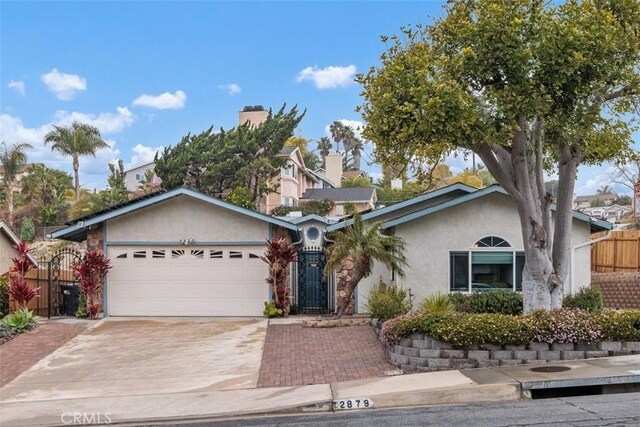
[
  {"xmin": 297, "ymin": 248, "xmax": 329, "ymax": 314},
  {"xmin": 33, "ymin": 248, "xmax": 83, "ymax": 318}
]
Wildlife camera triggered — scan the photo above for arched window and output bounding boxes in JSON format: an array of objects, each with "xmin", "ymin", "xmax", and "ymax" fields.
[{"xmin": 474, "ymin": 236, "xmax": 511, "ymax": 248}]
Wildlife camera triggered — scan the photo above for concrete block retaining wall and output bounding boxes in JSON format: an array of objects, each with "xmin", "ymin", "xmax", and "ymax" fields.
[{"xmin": 371, "ymin": 320, "xmax": 640, "ymax": 372}]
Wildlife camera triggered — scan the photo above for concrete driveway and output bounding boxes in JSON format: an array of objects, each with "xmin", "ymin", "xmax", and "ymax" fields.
[{"xmin": 0, "ymin": 318, "xmax": 267, "ymax": 403}]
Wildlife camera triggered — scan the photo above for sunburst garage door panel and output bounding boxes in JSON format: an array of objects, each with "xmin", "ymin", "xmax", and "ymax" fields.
[{"xmin": 107, "ymin": 247, "xmax": 268, "ymax": 316}]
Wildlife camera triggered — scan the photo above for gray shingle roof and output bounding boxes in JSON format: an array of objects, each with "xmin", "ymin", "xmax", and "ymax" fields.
[{"xmin": 301, "ymin": 187, "xmax": 375, "ymax": 202}]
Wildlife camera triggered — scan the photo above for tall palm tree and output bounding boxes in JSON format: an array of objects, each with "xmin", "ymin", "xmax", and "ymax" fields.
[
  {"xmin": 0, "ymin": 141, "xmax": 32, "ymax": 227},
  {"xmin": 325, "ymin": 214, "xmax": 408, "ymax": 317},
  {"xmin": 317, "ymin": 136, "xmax": 333, "ymax": 161},
  {"xmin": 44, "ymin": 121, "xmax": 109, "ymax": 200}
]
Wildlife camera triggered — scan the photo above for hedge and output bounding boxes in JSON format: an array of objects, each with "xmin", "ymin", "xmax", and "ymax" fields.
[{"xmin": 381, "ymin": 308, "xmax": 640, "ymax": 349}]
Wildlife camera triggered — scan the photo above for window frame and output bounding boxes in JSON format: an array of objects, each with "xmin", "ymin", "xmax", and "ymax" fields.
[{"xmin": 449, "ymin": 236, "xmax": 525, "ymax": 293}]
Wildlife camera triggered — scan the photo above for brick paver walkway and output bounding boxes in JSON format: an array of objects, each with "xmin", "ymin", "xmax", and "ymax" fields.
[
  {"xmin": 0, "ymin": 321, "xmax": 89, "ymax": 387},
  {"xmin": 257, "ymin": 324, "xmax": 394, "ymax": 387}
]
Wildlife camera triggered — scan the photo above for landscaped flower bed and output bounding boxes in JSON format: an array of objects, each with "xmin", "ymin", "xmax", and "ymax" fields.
[{"xmin": 373, "ymin": 308, "xmax": 640, "ymax": 372}]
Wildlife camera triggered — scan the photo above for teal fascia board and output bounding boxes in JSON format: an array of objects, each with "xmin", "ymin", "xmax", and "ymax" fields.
[
  {"xmin": 380, "ymin": 184, "xmax": 613, "ymax": 232},
  {"xmin": 326, "ymin": 183, "xmax": 477, "ymax": 233},
  {"xmin": 381, "ymin": 186, "xmax": 507, "ymax": 229},
  {"xmin": 106, "ymin": 241, "xmax": 267, "ymax": 247},
  {"xmin": 51, "ymin": 187, "xmax": 299, "ymax": 241}
]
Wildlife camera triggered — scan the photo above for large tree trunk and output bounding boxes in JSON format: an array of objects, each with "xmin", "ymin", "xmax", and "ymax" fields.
[
  {"xmin": 551, "ymin": 147, "xmax": 580, "ymax": 308},
  {"xmin": 476, "ymin": 117, "xmax": 569, "ymax": 313},
  {"xmin": 73, "ymin": 156, "xmax": 80, "ymax": 201}
]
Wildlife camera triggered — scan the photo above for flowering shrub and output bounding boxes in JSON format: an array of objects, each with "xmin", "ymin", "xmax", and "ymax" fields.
[
  {"xmin": 595, "ymin": 310, "xmax": 640, "ymax": 341},
  {"xmin": 380, "ymin": 308, "xmax": 640, "ymax": 348},
  {"xmin": 430, "ymin": 313, "xmax": 531, "ymax": 348},
  {"xmin": 527, "ymin": 309, "xmax": 601, "ymax": 344}
]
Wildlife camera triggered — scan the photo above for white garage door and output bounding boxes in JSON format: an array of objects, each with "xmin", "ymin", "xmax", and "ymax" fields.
[{"xmin": 107, "ymin": 246, "xmax": 268, "ymax": 316}]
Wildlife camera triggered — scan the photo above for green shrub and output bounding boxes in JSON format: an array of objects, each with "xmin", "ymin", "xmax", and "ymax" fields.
[
  {"xmin": 365, "ymin": 282, "xmax": 412, "ymax": 321},
  {"xmin": 430, "ymin": 313, "xmax": 532, "ymax": 348},
  {"xmin": 468, "ymin": 290, "xmax": 523, "ymax": 315},
  {"xmin": 75, "ymin": 291, "xmax": 88, "ymax": 319},
  {"xmin": 448, "ymin": 292, "xmax": 472, "ymax": 313},
  {"xmin": 0, "ymin": 277, "xmax": 9, "ymax": 318},
  {"xmin": 2, "ymin": 308, "xmax": 38, "ymax": 333},
  {"xmin": 595, "ymin": 310, "xmax": 640, "ymax": 341},
  {"xmin": 19, "ymin": 217, "xmax": 35, "ymax": 242},
  {"xmin": 421, "ymin": 293, "xmax": 454, "ymax": 315},
  {"xmin": 563, "ymin": 288, "xmax": 603, "ymax": 312},
  {"xmin": 263, "ymin": 301, "xmax": 284, "ymax": 318}
]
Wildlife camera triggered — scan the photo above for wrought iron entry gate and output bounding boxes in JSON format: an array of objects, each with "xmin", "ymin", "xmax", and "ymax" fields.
[
  {"xmin": 297, "ymin": 248, "xmax": 329, "ymax": 314},
  {"xmin": 32, "ymin": 248, "xmax": 83, "ymax": 318}
]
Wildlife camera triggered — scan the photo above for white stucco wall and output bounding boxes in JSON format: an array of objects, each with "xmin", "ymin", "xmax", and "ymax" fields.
[
  {"xmin": 124, "ymin": 163, "xmax": 156, "ymax": 192},
  {"xmin": 356, "ymin": 192, "xmax": 594, "ymax": 312},
  {"xmin": 106, "ymin": 195, "xmax": 270, "ymax": 243}
]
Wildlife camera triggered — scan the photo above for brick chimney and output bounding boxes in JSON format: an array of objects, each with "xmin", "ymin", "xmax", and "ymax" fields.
[
  {"xmin": 239, "ymin": 105, "xmax": 268, "ymax": 127},
  {"xmin": 325, "ymin": 152, "xmax": 343, "ymax": 188}
]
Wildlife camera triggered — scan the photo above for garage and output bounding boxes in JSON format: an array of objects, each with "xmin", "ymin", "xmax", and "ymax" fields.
[
  {"xmin": 50, "ymin": 188, "xmax": 300, "ymax": 318},
  {"xmin": 107, "ymin": 246, "xmax": 269, "ymax": 316}
]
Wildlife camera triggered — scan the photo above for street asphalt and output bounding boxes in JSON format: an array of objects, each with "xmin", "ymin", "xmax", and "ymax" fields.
[{"xmin": 165, "ymin": 391, "xmax": 640, "ymax": 427}]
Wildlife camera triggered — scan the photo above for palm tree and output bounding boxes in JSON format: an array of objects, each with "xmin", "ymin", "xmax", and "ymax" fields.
[
  {"xmin": 317, "ymin": 136, "xmax": 333, "ymax": 161},
  {"xmin": 596, "ymin": 185, "xmax": 613, "ymax": 195},
  {"xmin": 0, "ymin": 141, "xmax": 32, "ymax": 227},
  {"xmin": 325, "ymin": 214, "xmax": 408, "ymax": 317},
  {"xmin": 138, "ymin": 169, "xmax": 158, "ymax": 194},
  {"xmin": 44, "ymin": 121, "xmax": 109, "ymax": 200}
]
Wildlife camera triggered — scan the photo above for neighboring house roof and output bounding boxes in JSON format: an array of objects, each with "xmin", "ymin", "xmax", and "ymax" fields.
[
  {"xmin": 342, "ymin": 170, "xmax": 363, "ymax": 179},
  {"xmin": 301, "ymin": 188, "xmax": 376, "ymax": 203},
  {"xmin": 0, "ymin": 221, "xmax": 38, "ymax": 267},
  {"xmin": 278, "ymin": 147, "xmax": 298, "ymax": 156},
  {"xmin": 306, "ymin": 169, "xmax": 335, "ymax": 188},
  {"xmin": 380, "ymin": 185, "xmax": 612, "ymax": 232},
  {"xmin": 50, "ymin": 187, "xmax": 300, "ymax": 242},
  {"xmin": 574, "ymin": 193, "xmax": 617, "ymax": 203},
  {"xmin": 326, "ymin": 183, "xmax": 477, "ymax": 232},
  {"xmin": 605, "ymin": 204, "xmax": 632, "ymax": 212},
  {"xmin": 123, "ymin": 162, "xmax": 155, "ymax": 175}
]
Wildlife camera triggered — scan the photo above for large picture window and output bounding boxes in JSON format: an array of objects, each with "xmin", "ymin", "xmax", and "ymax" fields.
[{"xmin": 450, "ymin": 237, "xmax": 525, "ymax": 292}]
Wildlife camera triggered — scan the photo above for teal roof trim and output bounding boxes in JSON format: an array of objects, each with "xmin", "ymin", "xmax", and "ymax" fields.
[
  {"xmin": 381, "ymin": 185, "xmax": 613, "ymax": 232},
  {"xmin": 288, "ymin": 214, "xmax": 336, "ymax": 225},
  {"xmin": 325, "ymin": 183, "xmax": 477, "ymax": 232},
  {"xmin": 50, "ymin": 187, "xmax": 299, "ymax": 241}
]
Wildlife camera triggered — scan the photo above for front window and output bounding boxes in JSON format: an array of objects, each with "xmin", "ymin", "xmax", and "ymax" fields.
[
  {"xmin": 135, "ymin": 173, "xmax": 142, "ymax": 181},
  {"xmin": 450, "ymin": 237, "xmax": 525, "ymax": 292}
]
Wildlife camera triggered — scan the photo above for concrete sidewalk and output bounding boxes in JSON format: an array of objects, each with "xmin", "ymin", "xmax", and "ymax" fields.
[{"xmin": 2, "ymin": 355, "xmax": 639, "ymax": 426}]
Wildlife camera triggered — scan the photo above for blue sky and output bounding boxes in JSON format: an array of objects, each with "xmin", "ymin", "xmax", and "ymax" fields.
[{"xmin": 1, "ymin": 1, "xmax": 637, "ymax": 195}]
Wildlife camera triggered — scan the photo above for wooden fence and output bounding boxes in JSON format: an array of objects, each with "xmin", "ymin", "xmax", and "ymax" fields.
[{"xmin": 591, "ymin": 230, "xmax": 640, "ymax": 272}]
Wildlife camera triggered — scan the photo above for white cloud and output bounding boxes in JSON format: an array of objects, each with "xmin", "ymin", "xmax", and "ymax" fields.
[
  {"xmin": 53, "ymin": 106, "xmax": 134, "ymax": 134},
  {"xmin": 127, "ymin": 143, "xmax": 164, "ymax": 168},
  {"xmin": 132, "ymin": 90, "xmax": 186, "ymax": 110},
  {"xmin": 296, "ymin": 65, "xmax": 356, "ymax": 89},
  {"xmin": 0, "ymin": 113, "xmax": 121, "ymax": 191},
  {"xmin": 41, "ymin": 68, "xmax": 87, "ymax": 100},
  {"xmin": 8, "ymin": 80, "xmax": 25, "ymax": 96},
  {"xmin": 217, "ymin": 83, "xmax": 241, "ymax": 95}
]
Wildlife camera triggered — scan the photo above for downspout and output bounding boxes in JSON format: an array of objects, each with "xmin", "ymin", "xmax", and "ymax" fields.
[{"xmin": 570, "ymin": 230, "xmax": 612, "ymax": 296}]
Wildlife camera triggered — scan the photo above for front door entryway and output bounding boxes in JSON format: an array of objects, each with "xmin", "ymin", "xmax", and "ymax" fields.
[{"xmin": 297, "ymin": 248, "xmax": 329, "ymax": 313}]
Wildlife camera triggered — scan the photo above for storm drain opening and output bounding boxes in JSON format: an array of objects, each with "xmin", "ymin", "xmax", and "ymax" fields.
[{"xmin": 526, "ymin": 366, "xmax": 640, "ymax": 399}]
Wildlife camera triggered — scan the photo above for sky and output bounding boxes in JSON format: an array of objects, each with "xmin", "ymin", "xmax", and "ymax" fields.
[{"xmin": 1, "ymin": 0, "xmax": 637, "ymax": 195}]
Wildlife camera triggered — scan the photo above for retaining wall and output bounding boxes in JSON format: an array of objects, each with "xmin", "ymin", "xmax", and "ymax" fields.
[
  {"xmin": 592, "ymin": 272, "xmax": 640, "ymax": 309},
  {"xmin": 371, "ymin": 320, "xmax": 640, "ymax": 372}
]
